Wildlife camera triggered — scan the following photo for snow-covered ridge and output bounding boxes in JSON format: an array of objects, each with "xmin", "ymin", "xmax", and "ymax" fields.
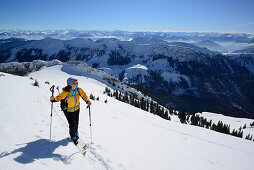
[
  {"xmin": 0, "ymin": 59, "xmax": 150, "ymax": 102},
  {"xmin": 0, "ymin": 60, "xmax": 60, "ymax": 76},
  {"xmin": 0, "ymin": 65, "xmax": 254, "ymax": 170},
  {"xmin": 3, "ymin": 36, "xmax": 211, "ymax": 64}
]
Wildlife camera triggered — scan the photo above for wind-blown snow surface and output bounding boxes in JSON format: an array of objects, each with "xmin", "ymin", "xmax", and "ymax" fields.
[{"xmin": 0, "ymin": 65, "xmax": 254, "ymax": 170}]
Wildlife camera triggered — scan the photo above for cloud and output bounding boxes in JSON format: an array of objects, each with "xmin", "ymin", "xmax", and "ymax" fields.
[
  {"xmin": 247, "ymin": 21, "xmax": 254, "ymax": 25},
  {"xmin": 165, "ymin": 24, "xmax": 177, "ymax": 27},
  {"xmin": 229, "ymin": 21, "xmax": 254, "ymax": 28}
]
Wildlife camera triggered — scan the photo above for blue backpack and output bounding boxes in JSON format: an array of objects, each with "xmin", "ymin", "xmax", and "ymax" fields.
[{"xmin": 60, "ymin": 88, "xmax": 81, "ymax": 111}]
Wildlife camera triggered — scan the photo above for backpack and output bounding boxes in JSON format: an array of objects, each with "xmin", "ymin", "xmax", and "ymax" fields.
[{"xmin": 60, "ymin": 88, "xmax": 81, "ymax": 111}]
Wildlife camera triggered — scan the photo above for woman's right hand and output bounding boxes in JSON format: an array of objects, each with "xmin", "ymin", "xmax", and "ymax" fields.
[{"xmin": 50, "ymin": 96, "xmax": 55, "ymax": 101}]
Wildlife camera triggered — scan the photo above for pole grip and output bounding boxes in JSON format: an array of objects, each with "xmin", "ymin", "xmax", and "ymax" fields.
[{"xmin": 50, "ymin": 85, "xmax": 55, "ymax": 96}]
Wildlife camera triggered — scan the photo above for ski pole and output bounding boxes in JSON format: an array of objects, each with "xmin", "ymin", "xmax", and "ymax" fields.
[
  {"xmin": 87, "ymin": 105, "xmax": 93, "ymax": 144},
  {"xmin": 50, "ymin": 85, "xmax": 55, "ymax": 140}
]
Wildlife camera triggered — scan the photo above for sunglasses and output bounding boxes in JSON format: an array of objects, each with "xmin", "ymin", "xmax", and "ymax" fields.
[{"xmin": 73, "ymin": 82, "xmax": 78, "ymax": 85}]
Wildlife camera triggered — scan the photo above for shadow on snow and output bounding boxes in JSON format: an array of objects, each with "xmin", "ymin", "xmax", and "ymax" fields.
[{"xmin": 0, "ymin": 138, "xmax": 76, "ymax": 164}]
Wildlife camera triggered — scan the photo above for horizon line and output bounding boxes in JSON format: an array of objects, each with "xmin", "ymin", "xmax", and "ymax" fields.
[{"xmin": 0, "ymin": 28, "xmax": 254, "ymax": 35}]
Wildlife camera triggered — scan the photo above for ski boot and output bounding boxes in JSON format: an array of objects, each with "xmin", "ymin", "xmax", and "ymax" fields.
[
  {"xmin": 71, "ymin": 136, "xmax": 78, "ymax": 145},
  {"xmin": 75, "ymin": 131, "xmax": 79, "ymax": 140}
]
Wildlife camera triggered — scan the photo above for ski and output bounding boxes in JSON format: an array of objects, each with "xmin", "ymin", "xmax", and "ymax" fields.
[{"xmin": 68, "ymin": 138, "xmax": 88, "ymax": 156}]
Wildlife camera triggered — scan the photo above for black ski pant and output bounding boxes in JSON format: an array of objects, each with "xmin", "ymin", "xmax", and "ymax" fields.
[{"xmin": 64, "ymin": 109, "xmax": 80, "ymax": 138}]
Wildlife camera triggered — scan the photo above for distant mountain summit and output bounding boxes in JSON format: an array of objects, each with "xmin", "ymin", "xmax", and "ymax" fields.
[
  {"xmin": 234, "ymin": 44, "xmax": 254, "ymax": 53},
  {"xmin": 131, "ymin": 36, "xmax": 166, "ymax": 44},
  {"xmin": 194, "ymin": 40, "xmax": 228, "ymax": 53},
  {"xmin": 168, "ymin": 42, "xmax": 219, "ymax": 54}
]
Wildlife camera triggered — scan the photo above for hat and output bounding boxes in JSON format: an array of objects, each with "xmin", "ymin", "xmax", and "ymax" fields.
[{"xmin": 67, "ymin": 77, "xmax": 78, "ymax": 86}]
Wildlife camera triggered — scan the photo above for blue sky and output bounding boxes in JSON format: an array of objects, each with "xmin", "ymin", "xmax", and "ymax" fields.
[{"xmin": 0, "ymin": 0, "xmax": 254, "ymax": 33}]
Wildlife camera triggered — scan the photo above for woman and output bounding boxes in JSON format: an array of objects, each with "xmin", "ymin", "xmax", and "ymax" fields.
[{"xmin": 50, "ymin": 77, "xmax": 92, "ymax": 145}]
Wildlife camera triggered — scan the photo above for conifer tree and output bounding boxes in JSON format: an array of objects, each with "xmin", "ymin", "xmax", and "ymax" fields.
[
  {"xmin": 130, "ymin": 95, "xmax": 135, "ymax": 106},
  {"xmin": 89, "ymin": 93, "xmax": 95, "ymax": 100},
  {"xmin": 243, "ymin": 124, "xmax": 247, "ymax": 129},
  {"xmin": 146, "ymin": 99, "xmax": 149, "ymax": 112},
  {"xmin": 155, "ymin": 103, "xmax": 160, "ymax": 116},
  {"xmin": 115, "ymin": 90, "xmax": 119, "ymax": 100},
  {"xmin": 124, "ymin": 92, "xmax": 129, "ymax": 103},
  {"xmin": 231, "ymin": 129, "xmax": 237, "ymax": 137},
  {"xmin": 168, "ymin": 106, "xmax": 174, "ymax": 115},
  {"xmin": 140, "ymin": 97, "xmax": 146, "ymax": 111},
  {"xmin": 33, "ymin": 79, "xmax": 39, "ymax": 87},
  {"xmin": 211, "ymin": 123, "xmax": 217, "ymax": 131},
  {"xmin": 165, "ymin": 111, "xmax": 170, "ymax": 120},
  {"xmin": 250, "ymin": 121, "xmax": 254, "ymax": 127},
  {"xmin": 173, "ymin": 110, "xmax": 177, "ymax": 115},
  {"xmin": 238, "ymin": 130, "xmax": 243, "ymax": 138},
  {"xmin": 191, "ymin": 114, "xmax": 200, "ymax": 126},
  {"xmin": 178, "ymin": 110, "xmax": 186, "ymax": 123},
  {"xmin": 245, "ymin": 134, "xmax": 253, "ymax": 140},
  {"xmin": 150, "ymin": 101, "xmax": 154, "ymax": 114},
  {"xmin": 134, "ymin": 99, "xmax": 137, "ymax": 107}
]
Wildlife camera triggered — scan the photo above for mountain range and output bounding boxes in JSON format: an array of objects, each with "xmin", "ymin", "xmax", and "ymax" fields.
[
  {"xmin": 0, "ymin": 37, "xmax": 254, "ymax": 118},
  {"xmin": 1, "ymin": 30, "xmax": 254, "ymax": 42}
]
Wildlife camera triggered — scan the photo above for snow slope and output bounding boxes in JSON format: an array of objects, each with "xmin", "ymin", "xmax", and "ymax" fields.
[{"xmin": 0, "ymin": 65, "xmax": 254, "ymax": 170}]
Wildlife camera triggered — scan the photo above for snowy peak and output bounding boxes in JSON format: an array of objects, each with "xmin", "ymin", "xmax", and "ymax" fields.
[
  {"xmin": 26, "ymin": 37, "xmax": 65, "ymax": 56},
  {"xmin": 65, "ymin": 38, "xmax": 98, "ymax": 48}
]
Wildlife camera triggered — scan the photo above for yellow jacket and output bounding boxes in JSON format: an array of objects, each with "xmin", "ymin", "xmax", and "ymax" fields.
[{"xmin": 55, "ymin": 87, "xmax": 90, "ymax": 112}]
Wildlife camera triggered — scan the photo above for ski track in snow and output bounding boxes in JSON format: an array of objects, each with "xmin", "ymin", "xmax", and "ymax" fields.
[{"xmin": 87, "ymin": 144, "xmax": 113, "ymax": 170}]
